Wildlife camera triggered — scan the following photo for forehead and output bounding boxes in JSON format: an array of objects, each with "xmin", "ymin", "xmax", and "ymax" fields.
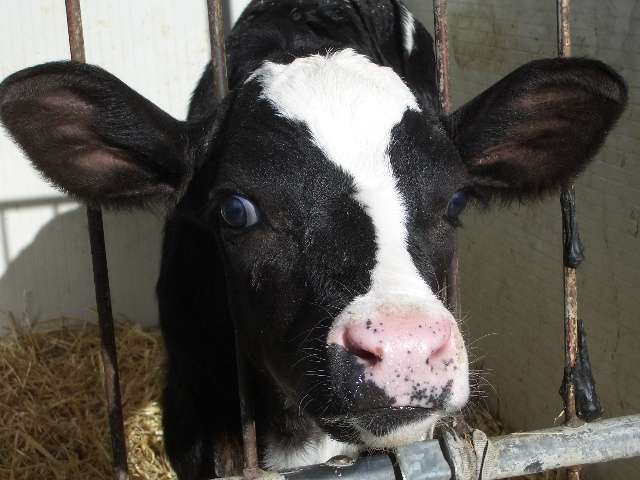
[
  {"xmin": 214, "ymin": 49, "xmax": 459, "ymax": 211},
  {"xmin": 247, "ymin": 48, "xmax": 421, "ymax": 190}
]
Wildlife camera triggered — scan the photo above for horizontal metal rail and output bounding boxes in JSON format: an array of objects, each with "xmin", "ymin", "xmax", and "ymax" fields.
[{"xmin": 216, "ymin": 414, "xmax": 640, "ymax": 480}]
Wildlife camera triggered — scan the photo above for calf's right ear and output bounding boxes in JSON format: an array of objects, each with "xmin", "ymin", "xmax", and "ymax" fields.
[{"xmin": 0, "ymin": 61, "xmax": 190, "ymax": 207}]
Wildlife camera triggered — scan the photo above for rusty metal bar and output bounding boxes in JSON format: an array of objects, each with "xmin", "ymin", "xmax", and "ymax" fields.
[
  {"xmin": 206, "ymin": 1, "xmax": 261, "ymax": 477},
  {"xmin": 207, "ymin": 0, "xmax": 229, "ymax": 100},
  {"xmin": 64, "ymin": 2, "xmax": 130, "ymax": 480},
  {"xmin": 557, "ymin": 2, "xmax": 581, "ymax": 480},
  {"xmin": 433, "ymin": 0, "xmax": 459, "ymax": 315},
  {"xmin": 432, "ymin": 0, "xmax": 451, "ymax": 113},
  {"xmin": 86, "ymin": 209, "xmax": 130, "ymax": 480},
  {"xmin": 557, "ymin": 0, "xmax": 577, "ymax": 424},
  {"xmin": 65, "ymin": 0, "xmax": 85, "ymax": 62}
]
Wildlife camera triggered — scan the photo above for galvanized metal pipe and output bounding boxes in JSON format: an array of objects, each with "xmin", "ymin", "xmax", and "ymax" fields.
[
  {"xmin": 484, "ymin": 414, "xmax": 640, "ymax": 479},
  {"xmin": 206, "ymin": 1, "xmax": 261, "ymax": 477},
  {"xmin": 217, "ymin": 415, "xmax": 640, "ymax": 480},
  {"xmin": 432, "ymin": 0, "xmax": 459, "ymax": 315},
  {"xmin": 64, "ymin": 2, "xmax": 130, "ymax": 480}
]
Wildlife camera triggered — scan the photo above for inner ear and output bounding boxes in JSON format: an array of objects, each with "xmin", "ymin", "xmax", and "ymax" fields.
[
  {"xmin": 449, "ymin": 57, "xmax": 628, "ymax": 199},
  {"xmin": 0, "ymin": 61, "xmax": 190, "ymax": 207}
]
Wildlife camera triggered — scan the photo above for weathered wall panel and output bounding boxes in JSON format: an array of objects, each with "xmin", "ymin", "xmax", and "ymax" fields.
[{"xmin": 405, "ymin": 1, "xmax": 640, "ymax": 478}]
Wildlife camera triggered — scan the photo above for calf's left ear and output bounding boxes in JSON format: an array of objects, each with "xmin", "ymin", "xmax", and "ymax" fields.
[{"xmin": 449, "ymin": 58, "xmax": 628, "ymax": 199}]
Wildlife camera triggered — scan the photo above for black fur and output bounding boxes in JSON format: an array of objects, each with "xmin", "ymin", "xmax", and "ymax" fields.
[{"xmin": 0, "ymin": 1, "xmax": 628, "ymax": 478}]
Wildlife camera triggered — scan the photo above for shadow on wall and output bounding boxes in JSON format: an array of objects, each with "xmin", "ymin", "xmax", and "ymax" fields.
[{"xmin": 0, "ymin": 197, "xmax": 164, "ymax": 334}]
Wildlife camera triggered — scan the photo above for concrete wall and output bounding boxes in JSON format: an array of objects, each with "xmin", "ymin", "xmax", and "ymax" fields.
[{"xmin": 408, "ymin": 1, "xmax": 639, "ymax": 478}]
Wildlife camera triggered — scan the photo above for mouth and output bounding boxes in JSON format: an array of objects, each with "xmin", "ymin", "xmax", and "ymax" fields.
[
  {"xmin": 320, "ymin": 406, "xmax": 436, "ymax": 425},
  {"xmin": 318, "ymin": 406, "xmax": 441, "ymax": 444}
]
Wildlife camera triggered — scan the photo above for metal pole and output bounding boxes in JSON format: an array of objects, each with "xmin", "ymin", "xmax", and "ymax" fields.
[
  {"xmin": 216, "ymin": 415, "xmax": 640, "ymax": 480},
  {"xmin": 432, "ymin": 0, "xmax": 451, "ymax": 114},
  {"xmin": 483, "ymin": 415, "xmax": 640, "ymax": 479},
  {"xmin": 207, "ymin": 0, "xmax": 229, "ymax": 100},
  {"xmin": 433, "ymin": 0, "xmax": 459, "ymax": 315},
  {"xmin": 556, "ymin": 2, "xmax": 582, "ymax": 479},
  {"xmin": 206, "ymin": 1, "xmax": 261, "ymax": 477},
  {"xmin": 64, "ymin": 2, "xmax": 130, "ymax": 479}
]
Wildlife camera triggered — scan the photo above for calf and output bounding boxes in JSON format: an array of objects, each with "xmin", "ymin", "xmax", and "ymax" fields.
[{"xmin": 0, "ymin": 1, "xmax": 627, "ymax": 478}]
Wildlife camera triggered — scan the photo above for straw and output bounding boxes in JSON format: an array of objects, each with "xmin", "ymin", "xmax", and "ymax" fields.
[{"xmin": 0, "ymin": 317, "xmax": 174, "ymax": 480}]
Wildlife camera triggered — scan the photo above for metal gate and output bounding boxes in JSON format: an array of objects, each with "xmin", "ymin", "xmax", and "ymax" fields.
[{"xmin": 56, "ymin": 1, "xmax": 640, "ymax": 479}]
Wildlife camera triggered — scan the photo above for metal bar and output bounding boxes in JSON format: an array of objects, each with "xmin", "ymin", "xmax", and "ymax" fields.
[
  {"xmin": 64, "ymin": 2, "xmax": 130, "ymax": 480},
  {"xmin": 283, "ymin": 455, "xmax": 397, "ymax": 480},
  {"xmin": 433, "ymin": 0, "xmax": 459, "ymax": 315},
  {"xmin": 485, "ymin": 414, "xmax": 640, "ymax": 479},
  {"xmin": 206, "ymin": 1, "xmax": 261, "ymax": 477},
  {"xmin": 218, "ymin": 415, "xmax": 640, "ymax": 480},
  {"xmin": 396, "ymin": 440, "xmax": 451, "ymax": 480},
  {"xmin": 86, "ymin": 209, "xmax": 130, "ymax": 480},
  {"xmin": 65, "ymin": 0, "xmax": 85, "ymax": 63},
  {"xmin": 207, "ymin": 0, "xmax": 229, "ymax": 99},
  {"xmin": 432, "ymin": 0, "xmax": 451, "ymax": 113},
  {"xmin": 556, "ymin": 2, "xmax": 581, "ymax": 479}
]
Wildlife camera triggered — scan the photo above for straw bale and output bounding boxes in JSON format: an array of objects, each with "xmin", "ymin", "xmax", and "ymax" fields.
[{"xmin": 0, "ymin": 317, "xmax": 174, "ymax": 480}]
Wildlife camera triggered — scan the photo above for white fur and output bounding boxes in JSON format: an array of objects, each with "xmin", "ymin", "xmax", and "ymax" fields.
[
  {"xmin": 263, "ymin": 433, "xmax": 360, "ymax": 471},
  {"xmin": 250, "ymin": 49, "xmax": 434, "ymax": 306},
  {"xmin": 355, "ymin": 415, "xmax": 440, "ymax": 449},
  {"xmin": 400, "ymin": 5, "xmax": 416, "ymax": 54}
]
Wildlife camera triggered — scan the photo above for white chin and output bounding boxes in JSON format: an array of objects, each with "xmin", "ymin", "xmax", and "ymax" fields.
[{"xmin": 355, "ymin": 415, "xmax": 442, "ymax": 449}]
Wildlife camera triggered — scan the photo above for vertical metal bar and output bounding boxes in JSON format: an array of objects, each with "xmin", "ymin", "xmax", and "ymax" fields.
[
  {"xmin": 64, "ymin": 2, "xmax": 130, "ymax": 480},
  {"xmin": 433, "ymin": 0, "xmax": 459, "ymax": 315},
  {"xmin": 207, "ymin": 0, "xmax": 229, "ymax": 100},
  {"xmin": 557, "ymin": 2, "xmax": 581, "ymax": 480},
  {"xmin": 206, "ymin": 1, "xmax": 261, "ymax": 476},
  {"xmin": 86, "ymin": 209, "xmax": 130, "ymax": 480},
  {"xmin": 432, "ymin": 0, "xmax": 451, "ymax": 113}
]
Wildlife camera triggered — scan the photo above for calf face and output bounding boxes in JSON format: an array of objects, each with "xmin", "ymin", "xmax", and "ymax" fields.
[
  {"xmin": 0, "ymin": 43, "xmax": 627, "ymax": 476},
  {"xmin": 220, "ymin": 50, "xmax": 470, "ymax": 444}
]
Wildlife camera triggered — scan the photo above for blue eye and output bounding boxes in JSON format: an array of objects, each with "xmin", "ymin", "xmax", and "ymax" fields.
[
  {"xmin": 446, "ymin": 191, "xmax": 468, "ymax": 220},
  {"xmin": 220, "ymin": 195, "xmax": 259, "ymax": 228}
]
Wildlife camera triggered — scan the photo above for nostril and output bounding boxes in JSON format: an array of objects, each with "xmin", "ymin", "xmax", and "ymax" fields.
[
  {"xmin": 343, "ymin": 328, "xmax": 383, "ymax": 365},
  {"xmin": 427, "ymin": 319, "xmax": 453, "ymax": 359}
]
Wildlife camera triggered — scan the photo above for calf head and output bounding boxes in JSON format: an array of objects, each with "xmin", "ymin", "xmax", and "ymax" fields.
[{"xmin": 0, "ymin": 51, "xmax": 626, "ymax": 450}]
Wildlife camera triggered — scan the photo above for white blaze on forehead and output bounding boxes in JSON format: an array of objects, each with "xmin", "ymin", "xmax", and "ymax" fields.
[
  {"xmin": 251, "ymin": 48, "xmax": 431, "ymax": 300},
  {"xmin": 400, "ymin": 5, "xmax": 416, "ymax": 54}
]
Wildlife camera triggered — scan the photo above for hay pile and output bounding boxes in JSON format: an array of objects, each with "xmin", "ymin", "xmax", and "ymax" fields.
[{"xmin": 0, "ymin": 317, "xmax": 174, "ymax": 480}]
